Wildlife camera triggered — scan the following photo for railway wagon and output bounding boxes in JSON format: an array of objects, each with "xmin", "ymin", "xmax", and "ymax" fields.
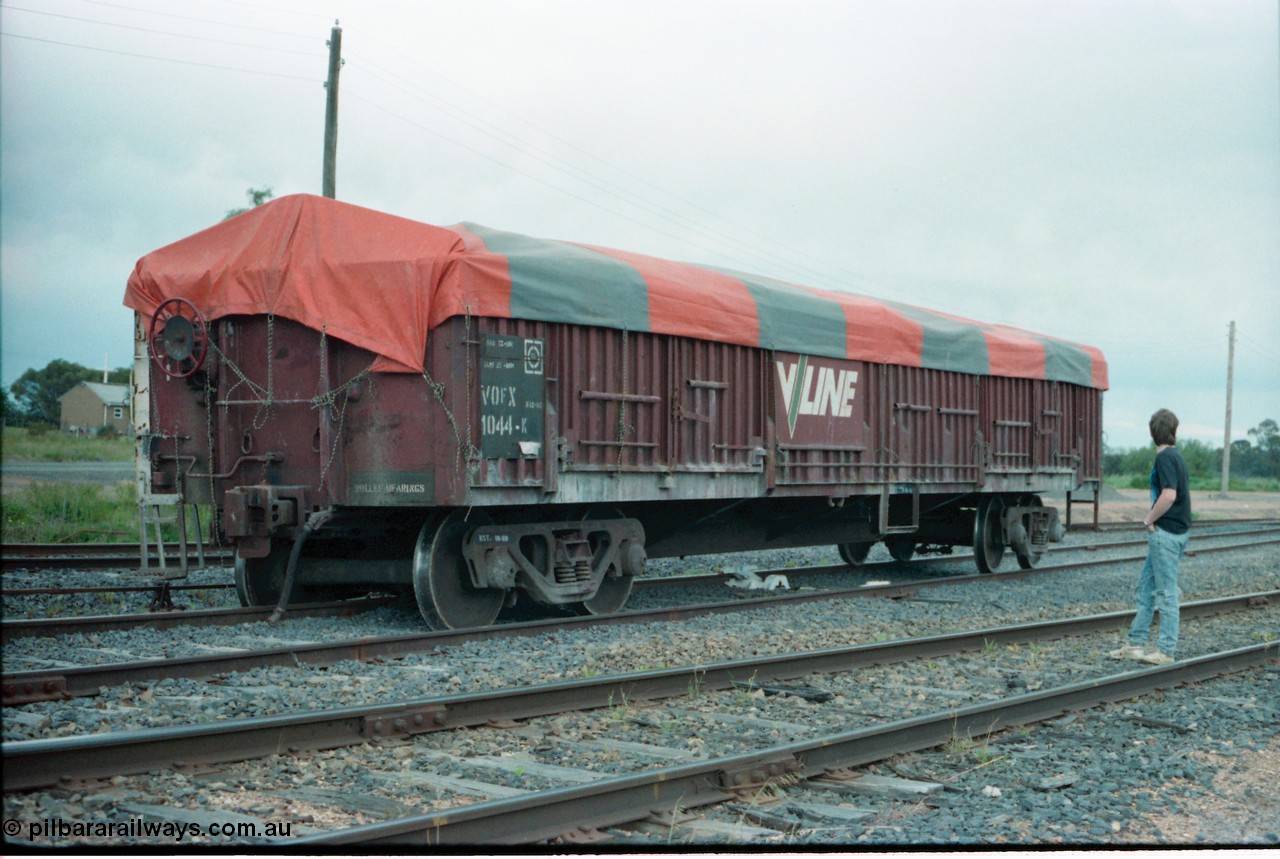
[{"xmin": 125, "ymin": 194, "xmax": 1107, "ymax": 629}]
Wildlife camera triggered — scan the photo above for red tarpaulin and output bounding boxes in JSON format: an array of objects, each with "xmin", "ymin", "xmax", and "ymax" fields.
[{"xmin": 126, "ymin": 194, "xmax": 1107, "ymax": 389}]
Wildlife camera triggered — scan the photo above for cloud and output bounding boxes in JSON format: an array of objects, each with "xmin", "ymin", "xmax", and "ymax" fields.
[{"xmin": 1, "ymin": 0, "xmax": 1276, "ymax": 453}]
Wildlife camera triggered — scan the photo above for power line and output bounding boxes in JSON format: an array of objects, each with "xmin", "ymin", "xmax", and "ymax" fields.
[
  {"xmin": 206, "ymin": 0, "xmax": 333, "ymax": 21},
  {"xmin": 75, "ymin": 0, "xmax": 316, "ymax": 40},
  {"xmin": 348, "ymin": 57, "xmax": 873, "ymax": 291},
  {"xmin": 341, "ymin": 24, "xmax": 909, "ymax": 302},
  {"xmin": 2, "ymin": 5, "xmax": 317, "ymax": 55},
  {"xmin": 0, "ymin": 31, "xmax": 316, "ymax": 81},
  {"xmin": 344, "ymin": 88, "xmax": 825, "ymax": 274},
  {"xmin": 1237, "ymin": 334, "xmax": 1280, "ymax": 365}
]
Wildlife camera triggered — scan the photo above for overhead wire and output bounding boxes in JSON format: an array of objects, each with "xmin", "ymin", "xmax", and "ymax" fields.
[
  {"xmin": 2, "ymin": 5, "xmax": 318, "ymax": 55},
  {"xmin": 340, "ymin": 25, "xmax": 911, "ymax": 302},
  {"xmin": 205, "ymin": 0, "xmax": 334, "ymax": 21},
  {"xmin": 347, "ymin": 55, "xmax": 875, "ymax": 291},
  {"xmin": 75, "ymin": 0, "xmax": 318, "ymax": 40},
  {"xmin": 0, "ymin": 31, "xmax": 317, "ymax": 80},
  {"xmin": 343, "ymin": 88, "xmax": 782, "ymax": 269},
  {"xmin": 1237, "ymin": 334, "xmax": 1280, "ymax": 366}
]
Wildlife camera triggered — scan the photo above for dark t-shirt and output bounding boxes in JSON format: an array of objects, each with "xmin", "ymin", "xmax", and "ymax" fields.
[{"xmin": 1150, "ymin": 446, "xmax": 1191, "ymax": 535}]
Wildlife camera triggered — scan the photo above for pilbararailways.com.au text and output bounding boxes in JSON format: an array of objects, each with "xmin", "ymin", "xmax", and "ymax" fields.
[{"xmin": 8, "ymin": 816, "xmax": 293, "ymax": 842}]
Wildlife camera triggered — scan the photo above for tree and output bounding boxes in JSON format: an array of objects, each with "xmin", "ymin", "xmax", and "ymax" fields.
[
  {"xmin": 0, "ymin": 386, "xmax": 13, "ymax": 426},
  {"xmin": 1248, "ymin": 419, "xmax": 1278, "ymax": 453},
  {"xmin": 224, "ymin": 186, "xmax": 275, "ymax": 220},
  {"xmin": 7, "ymin": 360, "xmax": 130, "ymax": 426},
  {"xmin": 1247, "ymin": 418, "xmax": 1280, "ymax": 478}
]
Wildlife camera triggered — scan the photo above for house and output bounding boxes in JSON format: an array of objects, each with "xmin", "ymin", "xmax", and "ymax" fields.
[{"xmin": 59, "ymin": 382, "xmax": 131, "ymax": 435}]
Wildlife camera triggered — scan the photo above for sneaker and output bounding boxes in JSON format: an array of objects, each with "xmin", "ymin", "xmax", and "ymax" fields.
[
  {"xmin": 1137, "ymin": 649, "xmax": 1174, "ymax": 665},
  {"xmin": 1108, "ymin": 644, "xmax": 1147, "ymax": 660}
]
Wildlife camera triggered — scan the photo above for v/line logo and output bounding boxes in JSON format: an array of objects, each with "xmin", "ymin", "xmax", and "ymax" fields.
[{"xmin": 776, "ymin": 355, "xmax": 859, "ymax": 436}]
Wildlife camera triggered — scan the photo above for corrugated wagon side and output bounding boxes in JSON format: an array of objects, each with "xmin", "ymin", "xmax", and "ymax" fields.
[{"xmin": 128, "ymin": 195, "xmax": 1105, "ymax": 629}]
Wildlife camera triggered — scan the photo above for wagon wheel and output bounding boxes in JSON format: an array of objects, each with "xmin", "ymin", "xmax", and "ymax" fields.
[
  {"xmin": 886, "ymin": 537, "xmax": 916, "ymax": 563},
  {"xmin": 574, "ymin": 509, "xmax": 637, "ymax": 616},
  {"xmin": 577, "ymin": 567, "xmax": 634, "ymax": 616},
  {"xmin": 837, "ymin": 541, "xmax": 874, "ymax": 566},
  {"xmin": 972, "ymin": 496, "xmax": 1007, "ymax": 574},
  {"xmin": 149, "ymin": 297, "xmax": 209, "ymax": 379},
  {"xmin": 413, "ymin": 510, "xmax": 504, "ymax": 630},
  {"xmin": 234, "ymin": 541, "xmax": 336, "ymax": 606},
  {"xmin": 1015, "ymin": 495, "xmax": 1045, "ymax": 570}
]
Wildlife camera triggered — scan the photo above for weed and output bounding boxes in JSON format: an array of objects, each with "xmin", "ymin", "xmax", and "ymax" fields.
[
  {"xmin": 604, "ymin": 690, "xmax": 633, "ymax": 723},
  {"xmin": 2, "ymin": 426, "xmax": 132, "ymax": 463},
  {"xmin": 1025, "ymin": 641, "xmax": 1043, "ymax": 668},
  {"xmin": 732, "ymin": 673, "xmax": 759, "ymax": 707},
  {"xmin": 1, "ymin": 480, "xmax": 212, "ymax": 544}
]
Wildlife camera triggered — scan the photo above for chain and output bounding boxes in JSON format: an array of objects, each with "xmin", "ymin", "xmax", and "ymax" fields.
[
  {"xmin": 311, "ymin": 328, "xmax": 376, "ymax": 484},
  {"xmin": 616, "ymin": 326, "xmax": 629, "ymax": 472},
  {"xmin": 463, "ymin": 309, "xmax": 478, "ymax": 480},
  {"xmin": 203, "ymin": 369, "xmax": 221, "ymax": 548},
  {"xmin": 419, "ymin": 309, "xmax": 480, "ymax": 488},
  {"xmin": 253, "ymin": 313, "xmax": 276, "ymax": 429},
  {"xmin": 422, "ymin": 367, "xmax": 466, "ymax": 479}
]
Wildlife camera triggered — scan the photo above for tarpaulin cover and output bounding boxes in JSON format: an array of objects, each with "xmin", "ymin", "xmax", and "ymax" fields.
[{"xmin": 125, "ymin": 194, "xmax": 1108, "ymax": 389}]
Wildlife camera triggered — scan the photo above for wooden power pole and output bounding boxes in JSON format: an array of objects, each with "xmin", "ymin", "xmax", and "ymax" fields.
[
  {"xmin": 322, "ymin": 21, "xmax": 342, "ymax": 199},
  {"xmin": 1220, "ymin": 320, "xmax": 1236, "ymax": 498}
]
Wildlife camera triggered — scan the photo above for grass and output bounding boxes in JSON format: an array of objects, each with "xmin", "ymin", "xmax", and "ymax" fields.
[
  {"xmin": 1106, "ymin": 473, "xmax": 1280, "ymax": 493},
  {"xmin": 2, "ymin": 480, "xmax": 212, "ymax": 544},
  {"xmin": 2, "ymin": 426, "xmax": 213, "ymax": 544},
  {"xmin": 3, "ymin": 425, "xmax": 133, "ymax": 462}
]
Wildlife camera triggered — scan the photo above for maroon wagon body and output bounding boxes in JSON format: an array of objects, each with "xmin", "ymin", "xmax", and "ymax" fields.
[{"xmin": 132, "ymin": 196, "xmax": 1104, "ymax": 621}]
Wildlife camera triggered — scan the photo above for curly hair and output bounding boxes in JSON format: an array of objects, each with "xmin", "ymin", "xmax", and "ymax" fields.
[{"xmin": 1149, "ymin": 408, "xmax": 1179, "ymax": 446}]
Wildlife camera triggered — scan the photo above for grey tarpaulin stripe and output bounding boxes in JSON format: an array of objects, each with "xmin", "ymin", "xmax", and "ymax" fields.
[{"xmin": 461, "ymin": 224, "xmax": 651, "ymax": 334}]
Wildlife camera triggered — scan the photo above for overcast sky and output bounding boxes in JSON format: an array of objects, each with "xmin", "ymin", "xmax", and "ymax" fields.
[{"xmin": 2, "ymin": 0, "xmax": 1277, "ymax": 450}]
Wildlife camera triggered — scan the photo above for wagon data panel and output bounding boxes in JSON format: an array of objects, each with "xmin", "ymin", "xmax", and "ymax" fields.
[{"xmin": 479, "ymin": 334, "xmax": 545, "ymax": 459}]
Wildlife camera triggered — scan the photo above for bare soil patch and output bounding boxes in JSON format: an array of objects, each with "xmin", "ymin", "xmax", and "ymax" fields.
[{"xmin": 1073, "ymin": 488, "xmax": 1280, "ymax": 525}]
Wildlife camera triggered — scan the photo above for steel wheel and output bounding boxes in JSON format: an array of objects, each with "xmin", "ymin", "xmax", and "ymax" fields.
[
  {"xmin": 1015, "ymin": 496, "xmax": 1045, "ymax": 569},
  {"xmin": 234, "ymin": 542, "xmax": 334, "ymax": 605},
  {"xmin": 413, "ymin": 510, "xmax": 504, "ymax": 630},
  {"xmin": 886, "ymin": 538, "xmax": 915, "ymax": 563},
  {"xmin": 837, "ymin": 541, "xmax": 873, "ymax": 566},
  {"xmin": 973, "ymin": 496, "xmax": 1006, "ymax": 574},
  {"xmin": 577, "ymin": 571, "xmax": 634, "ymax": 615}
]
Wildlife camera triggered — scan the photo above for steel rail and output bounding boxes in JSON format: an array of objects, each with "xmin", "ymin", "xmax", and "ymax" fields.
[
  {"xmin": 0, "ymin": 596, "xmax": 397, "ymax": 645},
  {"xmin": 3, "ymin": 517, "xmax": 1272, "ymax": 573},
  {"xmin": 1, "ymin": 582, "xmax": 233, "ymax": 597},
  {"xmin": 4, "ymin": 539, "xmax": 1277, "ymax": 704},
  {"xmin": 642, "ymin": 527, "xmax": 1280, "ymax": 589},
  {"xmin": 4, "ymin": 590, "xmax": 1274, "ymax": 792},
  {"xmin": 1, "ymin": 544, "xmax": 232, "ymax": 574},
  {"xmin": 1069, "ymin": 516, "xmax": 1280, "ymax": 532},
  {"xmin": 296, "ymin": 641, "xmax": 1280, "ymax": 846},
  {"xmin": 3, "ymin": 525, "xmax": 1271, "ymax": 597}
]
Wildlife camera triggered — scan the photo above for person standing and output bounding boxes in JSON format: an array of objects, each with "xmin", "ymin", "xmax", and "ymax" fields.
[{"xmin": 1109, "ymin": 408, "xmax": 1192, "ymax": 665}]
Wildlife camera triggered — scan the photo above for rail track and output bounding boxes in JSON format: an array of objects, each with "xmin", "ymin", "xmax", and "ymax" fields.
[
  {"xmin": 301, "ymin": 642, "xmax": 1277, "ymax": 846},
  {"xmin": 1, "ymin": 544, "xmax": 232, "ymax": 574},
  {"xmin": 5, "ymin": 517, "xmax": 1274, "ymax": 578},
  {"xmin": 6, "ymin": 589, "xmax": 1275, "ymax": 791},
  {"xmin": 3, "ymin": 589, "xmax": 1274, "ymax": 844},
  {"xmin": 3, "ymin": 533, "xmax": 1277, "ymax": 706}
]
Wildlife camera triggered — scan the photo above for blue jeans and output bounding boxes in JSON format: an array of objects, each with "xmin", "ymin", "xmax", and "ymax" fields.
[{"xmin": 1127, "ymin": 527, "xmax": 1190, "ymax": 655}]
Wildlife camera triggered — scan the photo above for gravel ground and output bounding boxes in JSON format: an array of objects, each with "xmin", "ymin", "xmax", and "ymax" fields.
[
  {"xmin": 4, "ymin": 612, "xmax": 1275, "ymax": 847},
  {"xmin": 2, "ymin": 515, "xmax": 1276, "ymax": 847},
  {"xmin": 3, "ymin": 534, "xmax": 1276, "ymax": 741}
]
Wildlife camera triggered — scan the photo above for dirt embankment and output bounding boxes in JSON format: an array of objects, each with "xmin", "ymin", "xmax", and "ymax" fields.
[{"xmin": 1066, "ymin": 487, "xmax": 1280, "ymax": 525}]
